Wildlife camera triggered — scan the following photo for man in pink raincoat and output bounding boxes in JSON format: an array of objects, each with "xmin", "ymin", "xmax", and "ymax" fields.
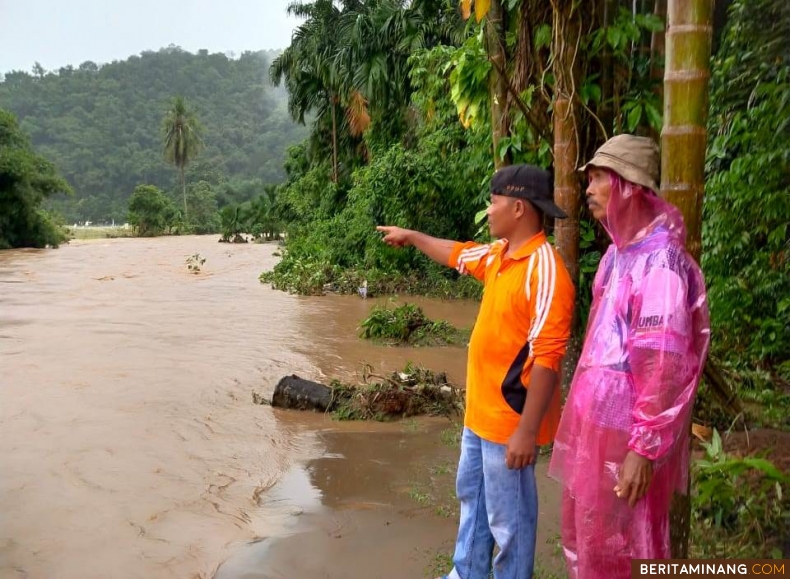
[{"xmin": 548, "ymin": 135, "xmax": 710, "ymax": 578}]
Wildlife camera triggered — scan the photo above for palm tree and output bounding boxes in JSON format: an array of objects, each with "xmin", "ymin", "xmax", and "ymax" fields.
[
  {"xmin": 271, "ymin": 1, "xmax": 346, "ymax": 182},
  {"xmin": 163, "ymin": 96, "xmax": 203, "ymax": 219},
  {"xmin": 334, "ymin": 0, "xmax": 464, "ymax": 141},
  {"xmin": 272, "ymin": 0, "xmax": 464, "ymax": 182}
]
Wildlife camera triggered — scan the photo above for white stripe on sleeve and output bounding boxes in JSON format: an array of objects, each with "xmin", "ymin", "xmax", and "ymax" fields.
[{"xmin": 530, "ymin": 244, "xmax": 557, "ymax": 343}]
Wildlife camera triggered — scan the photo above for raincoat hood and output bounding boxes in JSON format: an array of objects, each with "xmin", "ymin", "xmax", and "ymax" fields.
[{"xmin": 602, "ymin": 172, "xmax": 688, "ymax": 250}]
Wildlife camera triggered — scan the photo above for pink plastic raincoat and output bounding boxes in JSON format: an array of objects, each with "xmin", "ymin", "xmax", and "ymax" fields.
[{"xmin": 548, "ymin": 174, "xmax": 710, "ymax": 579}]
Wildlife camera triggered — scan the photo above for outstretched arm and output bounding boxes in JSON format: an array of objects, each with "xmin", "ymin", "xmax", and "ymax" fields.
[{"xmin": 376, "ymin": 226, "xmax": 456, "ymax": 267}]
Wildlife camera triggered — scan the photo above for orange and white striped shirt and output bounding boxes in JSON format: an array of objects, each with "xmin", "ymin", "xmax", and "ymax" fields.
[{"xmin": 449, "ymin": 231, "xmax": 575, "ymax": 445}]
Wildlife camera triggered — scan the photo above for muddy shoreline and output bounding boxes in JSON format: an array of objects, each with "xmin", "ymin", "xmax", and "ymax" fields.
[{"xmin": 213, "ymin": 415, "xmax": 566, "ymax": 579}]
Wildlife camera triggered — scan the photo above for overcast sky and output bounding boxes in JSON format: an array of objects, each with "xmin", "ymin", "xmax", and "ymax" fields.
[{"xmin": 0, "ymin": 0, "xmax": 302, "ymax": 74}]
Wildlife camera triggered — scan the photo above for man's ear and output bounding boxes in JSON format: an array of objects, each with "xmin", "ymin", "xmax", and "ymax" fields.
[{"xmin": 513, "ymin": 198, "xmax": 526, "ymax": 218}]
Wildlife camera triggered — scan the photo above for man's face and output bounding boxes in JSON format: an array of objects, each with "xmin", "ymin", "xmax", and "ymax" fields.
[
  {"xmin": 585, "ymin": 167, "xmax": 611, "ymax": 221},
  {"xmin": 487, "ymin": 193, "xmax": 520, "ymax": 239}
]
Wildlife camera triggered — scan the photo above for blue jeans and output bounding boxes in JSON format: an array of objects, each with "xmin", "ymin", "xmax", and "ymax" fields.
[{"xmin": 446, "ymin": 428, "xmax": 538, "ymax": 579}]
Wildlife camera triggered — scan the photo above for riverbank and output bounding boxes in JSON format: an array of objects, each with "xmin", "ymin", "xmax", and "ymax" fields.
[{"xmin": 214, "ymin": 415, "xmax": 566, "ymax": 579}]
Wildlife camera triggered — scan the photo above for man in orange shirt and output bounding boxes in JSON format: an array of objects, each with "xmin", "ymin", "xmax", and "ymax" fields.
[{"xmin": 378, "ymin": 164, "xmax": 575, "ymax": 579}]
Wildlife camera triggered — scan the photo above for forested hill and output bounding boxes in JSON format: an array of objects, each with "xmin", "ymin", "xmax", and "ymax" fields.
[{"xmin": 0, "ymin": 46, "xmax": 307, "ymax": 223}]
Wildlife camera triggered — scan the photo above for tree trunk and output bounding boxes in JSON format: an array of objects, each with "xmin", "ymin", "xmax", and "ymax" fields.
[
  {"xmin": 331, "ymin": 96, "xmax": 339, "ymax": 184},
  {"xmin": 181, "ymin": 166, "xmax": 188, "ymax": 219},
  {"xmin": 551, "ymin": 0, "xmax": 582, "ymax": 388},
  {"xmin": 486, "ymin": 0, "xmax": 510, "ymax": 169},
  {"xmin": 661, "ymin": 0, "xmax": 714, "ymax": 558},
  {"xmin": 550, "ymin": 0, "xmax": 582, "ymax": 285},
  {"xmin": 553, "ymin": 96, "xmax": 580, "ymax": 284}
]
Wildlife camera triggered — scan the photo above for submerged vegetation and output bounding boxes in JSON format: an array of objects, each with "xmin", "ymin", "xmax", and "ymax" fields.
[{"xmin": 359, "ymin": 303, "xmax": 470, "ymax": 346}]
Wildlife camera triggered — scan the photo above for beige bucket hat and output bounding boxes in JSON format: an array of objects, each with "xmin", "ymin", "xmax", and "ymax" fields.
[{"xmin": 578, "ymin": 134, "xmax": 660, "ymax": 194}]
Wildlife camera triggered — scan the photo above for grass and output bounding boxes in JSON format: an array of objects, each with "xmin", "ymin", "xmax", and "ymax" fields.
[
  {"xmin": 440, "ymin": 423, "xmax": 463, "ymax": 448},
  {"xmin": 435, "ymin": 505, "xmax": 453, "ymax": 518},
  {"xmin": 67, "ymin": 226, "xmax": 136, "ymax": 240},
  {"xmin": 408, "ymin": 484, "xmax": 431, "ymax": 506},
  {"xmin": 534, "ymin": 564, "xmax": 567, "ymax": 579},
  {"xmin": 426, "ymin": 552, "xmax": 454, "ymax": 578},
  {"xmin": 430, "ymin": 460, "xmax": 454, "ymax": 476},
  {"xmin": 403, "ymin": 418, "xmax": 427, "ymax": 433},
  {"xmin": 402, "ymin": 428, "xmax": 460, "ymax": 526}
]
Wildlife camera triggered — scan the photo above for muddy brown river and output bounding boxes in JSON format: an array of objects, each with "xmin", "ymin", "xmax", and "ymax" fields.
[{"xmin": 0, "ymin": 235, "xmax": 494, "ymax": 579}]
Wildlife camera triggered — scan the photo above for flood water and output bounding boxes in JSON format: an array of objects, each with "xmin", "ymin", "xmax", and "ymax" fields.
[{"xmin": 0, "ymin": 236, "xmax": 482, "ymax": 579}]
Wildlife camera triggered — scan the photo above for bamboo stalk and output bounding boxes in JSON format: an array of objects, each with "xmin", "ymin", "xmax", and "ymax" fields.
[
  {"xmin": 660, "ymin": 0, "xmax": 713, "ymax": 261},
  {"xmin": 661, "ymin": 0, "xmax": 714, "ymax": 559}
]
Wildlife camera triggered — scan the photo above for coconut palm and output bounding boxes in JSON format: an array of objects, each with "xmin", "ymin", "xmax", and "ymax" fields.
[{"xmin": 163, "ymin": 96, "xmax": 203, "ymax": 218}]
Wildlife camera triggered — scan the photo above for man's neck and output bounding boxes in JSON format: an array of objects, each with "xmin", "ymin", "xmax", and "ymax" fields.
[{"xmin": 504, "ymin": 226, "xmax": 542, "ymax": 258}]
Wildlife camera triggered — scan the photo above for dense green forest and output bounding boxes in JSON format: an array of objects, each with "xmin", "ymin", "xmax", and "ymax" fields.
[
  {"xmin": 0, "ymin": 46, "xmax": 307, "ymax": 223},
  {"xmin": 0, "ymin": 109, "xmax": 71, "ymax": 249}
]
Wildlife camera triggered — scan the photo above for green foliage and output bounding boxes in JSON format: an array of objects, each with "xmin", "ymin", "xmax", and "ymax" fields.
[
  {"xmin": 260, "ymin": 256, "xmax": 482, "ymax": 300},
  {"xmin": 262, "ymin": 77, "xmax": 490, "ymax": 298},
  {"xmin": 271, "ymin": 0, "xmax": 465, "ymax": 172},
  {"xmin": 258, "ymin": 1, "xmax": 490, "ymax": 298},
  {"xmin": 126, "ymin": 184, "xmax": 175, "ymax": 236},
  {"xmin": 691, "ymin": 429, "xmax": 789, "ymax": 558},
  {"xmin": 0, "ymin": 48, "xmax": 307, "ymax": 223},
  {"xmin": 440, "ymin": 423, "xmax": 463, "ymax": 448},
  {"xmin": 219, "ymin": 189, "xmax": 281, "ymax": 243},
  {"xmin": 359, "ymin": 302, "xmax": 470, "ymax": 346},
  {"xmin": 163, "ymin": 96, "xmax": 203, "ymax": 170},
  {"xmin": 703, "ymin": 0, "xmax": 790, "ymax": 383},
  {"xmin": 739, "ymin": 385, "xmax": 790, "ymax": 431},
  {"xmin": 219, "ymin": 205, "xmax": 248, "ymax": 243},
  {"xmin": 271, "ymin": 35, "xmax": 502, "ymax": 291},
  {"xmin": 442, "ymin": 31, "xmax": 491, "ymax": 129},
  {"xmin": 0, "ymin": 108, "xmax": 70, "ymax": 248},
  {"xmin": 185, "ymin": 180, "xmax": 219, "ymax": 234},
  {"xmin": 582, "ymin": 5, "xmax": 664, "ymax": 135},
  {"xmin": 575, "ymin": 219, "xmax": 603, "ymax": 333}
]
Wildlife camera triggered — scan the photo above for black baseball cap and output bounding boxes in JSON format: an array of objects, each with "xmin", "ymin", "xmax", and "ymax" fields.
[{"xmin": 490, "ymin": 164, "xmax": 567, "ymax": 219}]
